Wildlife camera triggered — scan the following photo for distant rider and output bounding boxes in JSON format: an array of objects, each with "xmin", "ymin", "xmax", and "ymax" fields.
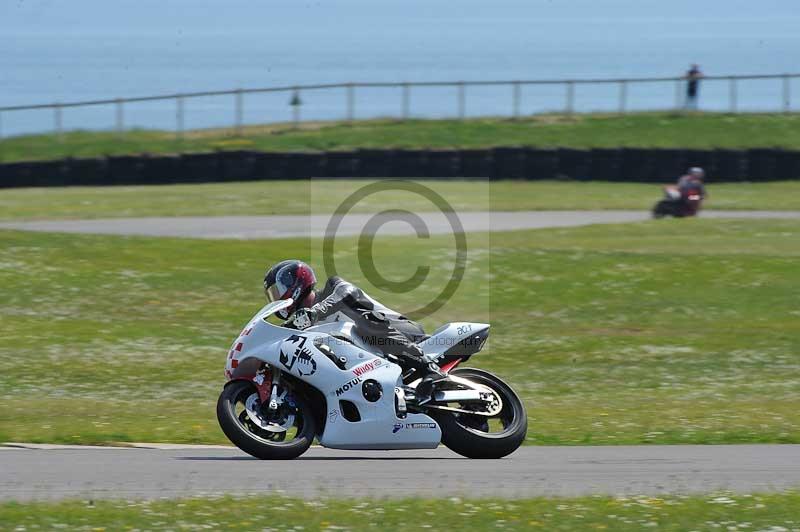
[
  {"xmin": 263, "ymin": 260, "xmax": 438, "ymax": 377},
  {"xmin": 666, "ymin": 166, "xmax": 707, "ymax": 202},
  {"xmin": 677, "ymin": 167, "xmax": 707, "ymax": 196}
]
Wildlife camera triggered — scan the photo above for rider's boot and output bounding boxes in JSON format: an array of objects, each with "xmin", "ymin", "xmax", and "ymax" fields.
[
  {"xmin": 413, "ymin": 361, "xmax": 447, "ymax": 405},
  {"xmin": 393, "ymin": 342, "xmax": 442, "ymax": 404}
]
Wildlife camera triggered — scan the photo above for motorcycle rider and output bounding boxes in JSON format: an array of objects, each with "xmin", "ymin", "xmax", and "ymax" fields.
[
  {"xmin": 664, "ymin": 166, "xmax": 707, "ymax": 203},
  {"xmin": 676, "ymin": 167, "xmax": 707, "ymax": 198},
  {"xmin": 263, "ymin": 260, "xmax": 439, "ymax": 379}
]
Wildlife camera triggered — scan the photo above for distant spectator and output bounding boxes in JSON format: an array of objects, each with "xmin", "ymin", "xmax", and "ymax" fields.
[{"xmin": 685, "ymin": 64, "xmax": 704, "ymax": 110}]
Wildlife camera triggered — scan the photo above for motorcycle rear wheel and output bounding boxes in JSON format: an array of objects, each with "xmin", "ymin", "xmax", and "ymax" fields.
[
  {"xmin": 431, "ymin": 368, "xmax": 527, "ymax": 459},
  {"xmin": 217, "ymin": 380, "xmax": 316, "ymax": 460}
]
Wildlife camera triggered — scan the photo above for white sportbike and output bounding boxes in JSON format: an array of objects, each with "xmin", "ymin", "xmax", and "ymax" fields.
[{"xmin": 217, "ymin": 299, "xmax": 527, "ymax": 459}]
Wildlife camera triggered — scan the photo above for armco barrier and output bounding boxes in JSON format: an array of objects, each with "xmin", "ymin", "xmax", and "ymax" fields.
[
  {"xmin": 714, "ymin": 149, "xmax": 747, "ymax": 181},
  {"xmin": 492, "ymin": 147, "xmax": 527, "ymax": 179},
  {"xmin": 650, "ymin": 149, "xmax": 685, "ymax": 181},
  {"xmin": 427, "ymin": 150, "xmax": 461, "ymax": 178},
  {"xmin": 774, "ymin": 150, "xmax": 800, "ymax": 180},
  {"xmin": 177, "ymin": 153, "xmax": 219, "ymax": 183},
  {"xmin": 526, "ymin": 148, "xmax": 558, "ymax": 180},
  {"xmin": 107, "ymin": 156, "xmax": 146, "ymax": 185},
  {"xmin": 0, "ymin": 161, "xmax": 33, "ymax": 188},
  {"xmin": 459, "ymin": 149, "xmax": 493, "ymax": 177},
  {"xmin": 143, "ymin": 154, "xmax": 181, "ymax": 184},
  {"xmin": 218, "ymin": 150, "xmax": 258, "ymax": 182},
  {"xmin": 747, "ymin": 149, "xmax": 777, "ymax": 181},
  {"xmin": 285, "ymin": 152, "xmax": 326, "ymax": 181},
  {"xmin": 390, "ymin": 150, "xmax": 428, "ymax": 178},
  {"xmin": 258, "ymin": 152, "xmax": 290, "ymax": 180},
  {"xmin": 358, "ymin": 149, "xmax": 393, "ymax": 178},
  {"xmin": 3, "ymin": 148, "xmax": 800, "ymax": 187},
  {"xmin": 683, "ymin": 149, "xmax": 717, "ymax": 179},
  {"xmin": 556, "ymin": 148, "xmax": 590, "ymax": 180},
  {"xmin": 65, "ymin": 157, "xmax": 107, "ymax": 186},
  {"xmin": 325, "ymin": 151, "xmax": 360, "ymax": 178},
  {"xmin": 589, "ymin": 148, "xmax": 621, "ymax": 181},
  {"xmin": 619, "ymin": 148, "xmax": 654, "ymax": 182}
]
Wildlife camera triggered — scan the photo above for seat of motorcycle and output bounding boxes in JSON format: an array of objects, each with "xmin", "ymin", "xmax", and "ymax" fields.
[{"xmin": 358, "ymin": 311, "xmax": 425, "ymax": 339}]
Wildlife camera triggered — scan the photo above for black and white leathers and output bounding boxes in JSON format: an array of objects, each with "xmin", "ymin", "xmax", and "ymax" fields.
[{"xmin": 295, "ymin": 276, "xmax": 426, "ymax": 366}]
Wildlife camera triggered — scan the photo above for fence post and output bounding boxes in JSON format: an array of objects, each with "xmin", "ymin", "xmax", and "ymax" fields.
[
  {"xmin": 783, "ymin": 75, "xmax": 791, "ymax": 113},
  {"xmin": 346, "ymin": 83, "xmax": 355, "ymax": 122},
  {"xmin": 54, "ymin": 103, "xmax": 63, "ymax": 142},
  {"xmin": 0, "ymin": 111, "xmax": 3, "ymax": 141},
  {"xmin": 729, "ymin": 77, "xmax": 738, "ymax": 113},
  {"xmin": 457, "ymin": 82, "xmax": 466, "ymax": 120},
  {"xmin": 176, "ymin": 95, "xmax": 184, "ymax": 142},
  {"xmin": 618, "ymin": 81, "xmax": 627, "ymax": 114},
  {"xmin": 402, "ymin": 83, "xmax": 410, "ymax": 120},
  {"xmin": 115, "ymin": 99, "xmax": 124, "ymax": 137},
  {"xmin": 235, "ymin": 89, "xmax": 243, "ymax": 136},
  {"xmin": 564, "ymin": 81, "xmax": 575, "ymax": 115},
  {"xmin": 675, "ymin": 79, "xmax": 683, "ymax": 110},
  {"xmin": 512, "ymin": 81, "xmax": 521, "ymax": 119}
]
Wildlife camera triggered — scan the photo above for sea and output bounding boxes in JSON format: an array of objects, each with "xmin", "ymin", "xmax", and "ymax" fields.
[{"xmin": 2, "ymin": 0, "xmax": 799, "ymax": 136}]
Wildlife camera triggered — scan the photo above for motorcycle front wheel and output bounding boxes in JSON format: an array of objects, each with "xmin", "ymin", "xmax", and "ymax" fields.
[
  {"xmin": 216, "ymin": 379, "xmax": 316, "ymax": 460},
  {"xmin": 431, "ymin": 368, "xmax": 527, "ymax": 459},
  {"xmin": 652, "ymin": 200, "xmax": 672, "ymax": 218}
]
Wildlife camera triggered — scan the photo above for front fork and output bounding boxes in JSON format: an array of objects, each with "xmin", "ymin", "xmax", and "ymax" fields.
[
  {"xmin": 252, "ymin": 365, "xmax": 289, "ymax": 419},
  {"xmin": 265, "ymin": 368, "xmax": 282, "ymax": 413}
]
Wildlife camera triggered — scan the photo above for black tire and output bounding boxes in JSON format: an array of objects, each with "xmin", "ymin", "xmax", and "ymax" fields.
[
  {"xmin": 431, "ymin": 368, "xmax": 527, "ymax": 459},
  {"xmin": 652, "ymin": 200, "xmax": 672, "ymax": 219},
  {"xmin": 216, "ymin": 380, "xmax": 316, "ymax": 460}
]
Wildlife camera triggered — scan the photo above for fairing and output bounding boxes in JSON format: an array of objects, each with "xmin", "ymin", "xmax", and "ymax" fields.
[
  {"xmin": 418, "ymin": 322, "xmax": 490, "ymax": 362},
  {"xmin": 224, "ymin": 299, "xmax": 441, "ymax": 450}
]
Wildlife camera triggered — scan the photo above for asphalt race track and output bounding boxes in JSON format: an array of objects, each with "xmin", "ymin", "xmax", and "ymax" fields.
[
  {"xmin": 1, "ymin": 210, "xmax": 798, "ymax": 239},
  {"xmin": 2, "ymin": 444, "xmax": 800, "ymax": 501}
]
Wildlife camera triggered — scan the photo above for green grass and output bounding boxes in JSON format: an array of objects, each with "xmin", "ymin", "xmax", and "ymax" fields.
[
  {"xmin": 2, "ymin": 180, "xmax": 800, "ymax": 221},
  {"xmin": 1, "ymin": 217, "xmax": 799, "ymax": 446},
  {"xmin": 3, "ymin": 112, "xmax": 800, "ymax": 163},
  {"xmin": 2, "ymin": 492, "xmax": 799, "ymax": 530}
]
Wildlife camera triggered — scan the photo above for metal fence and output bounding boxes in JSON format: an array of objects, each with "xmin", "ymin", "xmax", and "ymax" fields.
[{"xmin": 1, "ymin": 73, "xmax": 798, "ymax": 140}]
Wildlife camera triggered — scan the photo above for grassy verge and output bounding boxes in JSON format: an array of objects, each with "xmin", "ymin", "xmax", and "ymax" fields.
[
  {"xmin": 2, "ymin": 180, "xmax": 800, "ymax": 221},
  {"xmin": 3, "ymin": 113, "xmax": 800, "ymax": 163},
  {"xmin": 1, "ymin": 218, "xmax": 798, "ymax": 445},
  {"xmin": 2, "ymin": 493, "xmax": 799, "ymax": 530}
]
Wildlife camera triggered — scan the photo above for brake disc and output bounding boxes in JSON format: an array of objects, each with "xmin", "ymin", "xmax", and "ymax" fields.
[{"xmin": 245, "ymin": 392, "xmax": 295, "ymax": 433}]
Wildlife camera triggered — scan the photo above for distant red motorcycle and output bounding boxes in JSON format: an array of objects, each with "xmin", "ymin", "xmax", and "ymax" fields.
[{"xmin": 652, "ymin": 185, "xmax": 704, "ymax": 218}]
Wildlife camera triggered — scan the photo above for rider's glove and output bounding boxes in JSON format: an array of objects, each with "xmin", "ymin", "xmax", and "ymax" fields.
[{"xmin": 291, "ymin": 308, "xmax": 316, "ymax": 330}]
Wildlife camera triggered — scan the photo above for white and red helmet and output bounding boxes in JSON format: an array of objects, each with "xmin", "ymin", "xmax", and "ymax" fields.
[{"xmin": 264, "ymin": 260, "xmax": 317, "ymax": 319}]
